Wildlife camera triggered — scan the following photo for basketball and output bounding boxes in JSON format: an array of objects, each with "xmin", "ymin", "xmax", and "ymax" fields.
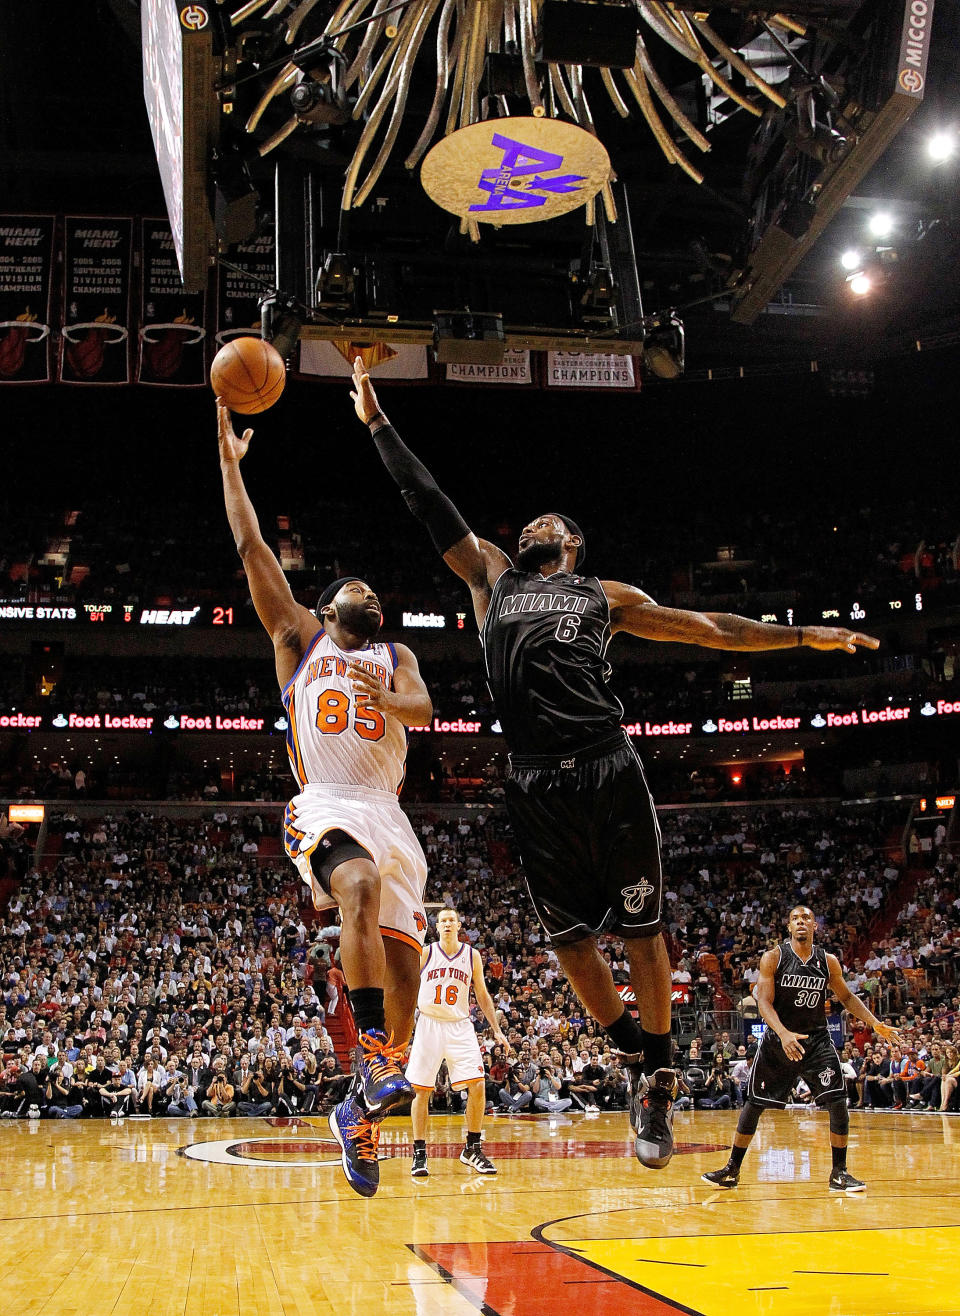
[{"xmin": 210, "ymin": 336, "xmax": 286, "ymax": 414}]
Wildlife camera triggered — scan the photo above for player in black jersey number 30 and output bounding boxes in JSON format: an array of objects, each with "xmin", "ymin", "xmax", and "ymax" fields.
[
  {"xmin": 352, "ymin": 362, "xmax": 880, "ymax": 1171},
  {"xmin": 703, "ymin": 906, "xmax": 900, "ymax": 1192}
]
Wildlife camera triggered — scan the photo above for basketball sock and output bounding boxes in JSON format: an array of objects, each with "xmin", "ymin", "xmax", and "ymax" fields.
[
  {"xmin": 413, "ymin": 1139, "xmax": 426, "ymax": 1151},
  {"xmin": 640, "ymin": 1029, "xmax": 673, "ymax": 1074},
  {"xmin": 465, "ymin": 1130, "xmax": 482, "ymax": 1148},
  {"xmin": 351, "ymin": 988, "xmax": 386, "ymax": 1038},
  {"xmin": 605, "ymin": 1009, "xmax": 646, "ymax": 1057},
  {"xmin": 831, "ymin": 1144, "xmax": 847, "ymax": 1172},
  {"xmin": 728, "ymin": 1143, "xmax": 748, "ymax": 1171}
]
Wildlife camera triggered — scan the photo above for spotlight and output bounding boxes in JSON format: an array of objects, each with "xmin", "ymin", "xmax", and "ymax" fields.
[
  {"xmin": 848, "ymin": 272, "xmax": 871, "ymax": 296},
  {"xmin": 840, "ymin": 248, "xmax": 862, "ymax": 271},
  {"xmin": 315, "ymin": 252, "xmax": 355, "ymax": 307},
  {"xmin": 643, "ymin": 311, "xmax": 685, "ymax": 379},
  {"xmin": 867, "ymin": 212, "xmax": 893, "ymax": 239},
  {"xmin": 260, "ymin": 294, "xmax": 302, "ymax": 362},
  {"xmin": 577, "ymin": 266, "xmax": 617, "ymax": 325},
  {"xmin": 927, "ymin": 131, "xmax": 956, "ymax": 164}
]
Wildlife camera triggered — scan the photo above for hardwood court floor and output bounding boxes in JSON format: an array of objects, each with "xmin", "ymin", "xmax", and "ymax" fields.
[{"xmin": 1, "ymin": 1107, "xmax": 957, "ymax": 1316}]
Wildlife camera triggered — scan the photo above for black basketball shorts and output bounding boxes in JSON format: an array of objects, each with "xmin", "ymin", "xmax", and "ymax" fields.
[
  {"xmin": 504, "ymin": 730, "xmax": 663, "ymax": 945},
  {"xmin": 747, "ymin": 1028, "xmax": 845, "ymax": 1109}
]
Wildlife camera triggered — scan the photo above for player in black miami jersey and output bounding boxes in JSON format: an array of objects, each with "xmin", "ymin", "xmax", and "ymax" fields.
[
  {"xmin": 703, "ymin": 906, "xmax": 900, "ymax": 1193},
  {"xmin": 350, "ymin": 361, "xmax": 880, "ymax": 1171}
]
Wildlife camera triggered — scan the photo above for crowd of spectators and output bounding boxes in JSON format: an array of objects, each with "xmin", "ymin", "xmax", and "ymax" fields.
[{"xmin": 1, "ymin": 794, "xmax": 957, "ymax": 1120}]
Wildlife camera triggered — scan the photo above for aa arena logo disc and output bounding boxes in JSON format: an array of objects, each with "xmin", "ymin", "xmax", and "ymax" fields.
[{"xmin": 421, "ymin": 117, "xmax": 610, "ymax": 224}]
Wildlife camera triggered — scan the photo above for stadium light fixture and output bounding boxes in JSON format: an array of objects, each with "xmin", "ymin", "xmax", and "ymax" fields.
[
  {"xmin": 927, "ymin": 131, "xmax": 956, "ymax": 164},
  {"xmin": 848, "ymin": 271, "xmax": 872, "ymax": 296},
  {"xmin": 840, "ymin": 248, "xmax": 862, "ymax": 271},
  {"xmin": 867, "ymin": 212, "xmax": 893, "ymax": 238}
]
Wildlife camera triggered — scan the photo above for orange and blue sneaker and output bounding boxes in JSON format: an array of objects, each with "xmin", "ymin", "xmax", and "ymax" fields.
[
  {"xmin": 354, "ymin": 1029, "xmax": 412, "ymax": 1118},
  {"xmin": 328, "ymin": 1092, "xmax": 381, "ymax": 1198}
]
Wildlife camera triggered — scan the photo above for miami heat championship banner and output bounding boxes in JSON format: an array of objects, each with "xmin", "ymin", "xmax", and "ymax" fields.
[
  {"xmin": 0, "ymin": 216, "xmax": 56, "ymax": 384},
  {"xmin": 60, "ymin": 217, "xmax": 133, "ymax": 385},
  {"xmin": 215, "ymin": 233, "xmax": 275, "ymax": 348},
  {"xmin": 545, "ymin": 350, "xmax": 639, "ymax": 391},
  {"xmin": 137, "ymin": 218, "xmax": 207, "ymax": 386}
]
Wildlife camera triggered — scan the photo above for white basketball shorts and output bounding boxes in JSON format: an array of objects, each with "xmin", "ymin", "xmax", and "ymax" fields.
[
  {"xmin": 406, "ymin": 1013, "xmax": 486, "ymax": 1089},
  {"xmin": 283, "ymin": 783, "xmax": 428, "ymax": 952}
]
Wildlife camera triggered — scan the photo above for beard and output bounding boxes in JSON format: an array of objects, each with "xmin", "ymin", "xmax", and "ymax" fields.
[
  {"xmin": 516, "ymin": 537, "xmax": 563, "ymax": 571},
  {"xmin": 335, "ymin": 598, "xmax": 381, "ymax": 639}
]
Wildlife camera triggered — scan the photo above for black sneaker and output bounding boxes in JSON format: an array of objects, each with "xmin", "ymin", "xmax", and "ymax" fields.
[
  {"xmin": 701, "ymin": 1164, "xmax": 740, "ymax": 1189},
  {"xmin": 630, "ymin": 1068, "xmax": 678, "ymax": 1169},
  {"xmin": 411, "ymin": 1146, "xmax": 429, "ymax": 1178},
  {"xmin": 328, "ymin": 1093, "xmax": 381, "ymax": 1198},
  {"xmin": 354, "ymin": 1030, "xmax": 413, "ymax": 1118},
  {"xmin": 459, "ymin": 1144, "xmax": 497, "ymax": 1174},
  {"xmin": 829, "ymin": 1169, "xmax": 866, "ymax": 1192}
]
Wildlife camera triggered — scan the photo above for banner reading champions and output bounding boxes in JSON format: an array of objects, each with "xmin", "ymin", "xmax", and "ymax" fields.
[
  {"xmin": 137, "ymin": 219, "xmax": 207, "ymax": 386},
  {"xmin": 60, "ymin": 217, "xmax": 133, "ymax": 385},
  {"xmin": 0, "ymin": 216, "xmax": 56, "ymax": 384},
  {"xmin": 546, "ymin": 350, "xmax": 638, "ymax": 390}
]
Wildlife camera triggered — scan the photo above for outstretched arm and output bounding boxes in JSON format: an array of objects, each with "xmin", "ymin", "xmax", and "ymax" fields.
[
  {"xmin": 826, "ymin": 955, "xmax": 901, "ymax": 1045},
  {"xmin": 603, "ymin": 580, "xmax": 879, "ymax": 654},
  {"xmin": 351, "ymin": 358, "xmax": 511, "ymax": 626},
  {"xmin": 217, "ymin": 399, "xmax": 315, "ymax": 685}
]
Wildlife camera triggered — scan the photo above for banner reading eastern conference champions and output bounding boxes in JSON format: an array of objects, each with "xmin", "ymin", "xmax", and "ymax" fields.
[{"xmin": 0, "ymin": 215, "xmax": 641, "ymax": 391}]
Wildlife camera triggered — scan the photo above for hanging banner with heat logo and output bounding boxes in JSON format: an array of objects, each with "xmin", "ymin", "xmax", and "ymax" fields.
[
  {"xmin": 60, "ymin": 217, "xmax": 133, "ymax": 384},
  {"xmin": 215, "ymin": 232, "xmax": 275, "ymax": 348},
  {"xmin": 0, "ymin": 215, "xmax": 56, "ymax": 384},
  {"xmin": 137, "ymin": 218, "xmax": 207, "ymax": 386}
]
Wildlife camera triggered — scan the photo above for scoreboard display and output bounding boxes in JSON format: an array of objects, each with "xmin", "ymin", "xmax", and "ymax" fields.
[{"xmin": 0, "ymin": 601, "xmax": 237, "ymax": 627}]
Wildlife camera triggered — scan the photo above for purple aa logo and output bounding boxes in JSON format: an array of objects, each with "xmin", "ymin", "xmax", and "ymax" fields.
[{"xmin": 470, "ymin": 135, "xmax": 586, "ymax": 213}]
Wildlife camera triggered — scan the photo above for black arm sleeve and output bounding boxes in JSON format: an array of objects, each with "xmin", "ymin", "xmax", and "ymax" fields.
[{"xmin": 369, "ymin": 417, "xmax": 471, "ymax": 555}]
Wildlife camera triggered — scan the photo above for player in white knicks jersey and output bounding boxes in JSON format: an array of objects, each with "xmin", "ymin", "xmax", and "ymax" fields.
[
  {"xmin": 407, "ymin": 908, "xmax": 509, "ymax": 1177},
  {"xmin": 217, "ymin": 399, "xmax": 433, "ymax": 1199}
]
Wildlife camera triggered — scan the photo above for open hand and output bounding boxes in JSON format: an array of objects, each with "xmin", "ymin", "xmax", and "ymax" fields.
[
  {"xmin": 347, "ymin": 661, "xmax": 398, "ymax": 717},
  {"xmin": 802, "ymin": 626, "xmax": 879, "ymax": 654},
  {"xmin": 350, "ymin": 355, "xmax": 383, "ymax": 424},
  {"xmin": 779, "ymin": 1029, "xmax": 808, "ymax": 1062},
  {"xmin": 874, "ymin": 1022, "xmax": 902, "ymax": 1047},
  {"xmin": 216, "ymin": 397, "xmax": 253, "ymax": 462}
]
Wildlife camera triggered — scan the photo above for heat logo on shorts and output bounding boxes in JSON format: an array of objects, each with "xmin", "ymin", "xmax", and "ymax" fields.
[
  {"xmin": 819, "ymin": 1067, "xmax": 835, "ymax": 1087},
  {"xmin": 621, "ymin": 881, "xmax": 654, "ymax": 914},
  {"xmin": 470, "ymin": 135, "xmax": 586, "ymax": 213}
]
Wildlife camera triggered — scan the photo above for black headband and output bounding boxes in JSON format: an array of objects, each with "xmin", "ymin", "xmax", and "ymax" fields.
[
  {"xmin": 315, "ymin": 577, "xmax": 361, "ymax": 619},
  {"xmin": 555, "ymin": 514, "xmax": 586, "ymax": 569}
]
